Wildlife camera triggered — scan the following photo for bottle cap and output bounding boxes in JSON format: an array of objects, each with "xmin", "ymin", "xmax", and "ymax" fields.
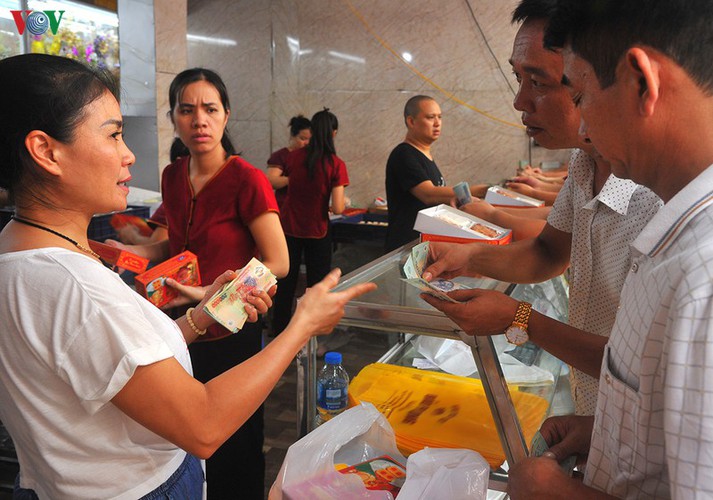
[{"xmin": 325, "ymin": 351, "xmax": 342, "ymax": 364}]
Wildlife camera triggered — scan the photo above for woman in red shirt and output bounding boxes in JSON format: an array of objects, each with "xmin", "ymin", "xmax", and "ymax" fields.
[
  {"xmin": 266, "ymin": 114, "xmax": 311, "ymax": 210},
  {"xmin": 165, "ymin": 68, "xmax": 289, "ymax": 499},
  {"xmin": 272, "ymin": 109, "xmax": 349, "ymax": 336},
  {"xmin": 122, "ymin": 68, "xmax": 289, "ymax": 499}
]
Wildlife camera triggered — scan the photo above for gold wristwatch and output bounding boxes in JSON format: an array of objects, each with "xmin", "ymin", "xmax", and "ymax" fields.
[{"xmin": 504, "ymin": 301, "xmax": 532, "ymax": 346}]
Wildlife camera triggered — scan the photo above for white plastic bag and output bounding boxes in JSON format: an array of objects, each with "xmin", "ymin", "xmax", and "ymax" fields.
[
  {"xmin": 270, "ymin": 402, "xmax": 407, "ymax": 499},
  {"xmin": 398, "ymin": 448, "xmax": 490, "ymax": 500}
]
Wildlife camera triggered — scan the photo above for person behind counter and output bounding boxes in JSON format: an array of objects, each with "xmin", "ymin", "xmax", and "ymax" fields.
[
  {"xmin": 108, "ymin": 67, "xmax": 290, "ymax": 498},
  {"xmin": 0, "ymin": 53, "xmax": 376, "ymax": 499},
  {"xmin": 266, "ymin": 115, "xmax": 311, "ymax": 210},
  {"xmin": 271, "ymin": 108, "xmax": 350, "ymax": 337},
  {"xmin": 422, "ymin": 0, "xmax": 661, "ymax": 417},
  {"xmin": 384, "ymin": 95, "xmax": 487, "ymax": 251}
]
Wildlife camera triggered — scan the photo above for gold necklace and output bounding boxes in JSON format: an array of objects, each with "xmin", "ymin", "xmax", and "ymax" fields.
[{"xmin": 11, "ymin": 216, "xmax": 102, "ymax": 261}]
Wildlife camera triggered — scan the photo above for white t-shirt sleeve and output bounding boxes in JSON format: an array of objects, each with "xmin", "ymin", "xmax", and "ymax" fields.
[
  {"xmin": 59, "ymin": 304, "xmax": 176, "ymax": 414},
  {"xmin": 45, "ymin": 255, "xmax": 183, "ymax": 414}
]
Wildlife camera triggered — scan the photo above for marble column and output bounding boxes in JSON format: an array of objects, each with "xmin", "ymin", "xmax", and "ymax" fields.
[
  {"xmin": 118, "ymin": 0, "xmax": 186, "ymax": 191},
  {"xmin": 155, "ymin": 0, "xmax": 187, "ymax": 175}
]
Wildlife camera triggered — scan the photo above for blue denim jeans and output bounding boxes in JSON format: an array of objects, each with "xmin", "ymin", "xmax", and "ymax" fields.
[
  {"xmin": 14, "ymin": 454, "xmax": 204, "ymax": 500},
  {"xmin": 139, "ymin": 454, "xmax": 204, "ymax": 500},
  {"xmin": 12, "ymin": 475, "xmax": 38, "ymax": 500}
]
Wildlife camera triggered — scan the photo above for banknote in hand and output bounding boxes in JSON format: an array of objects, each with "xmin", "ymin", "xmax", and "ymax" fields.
[
  {"xmin": 204, "ymin": 258, "xmax": 277, "ymax": 333},
  {"xmin": 401, "ymin": 241, "xmax": 468, "ymax": 302},
  {"xmin": 453, "ymin": 181, "xmax": 472, "ymax": 207}
]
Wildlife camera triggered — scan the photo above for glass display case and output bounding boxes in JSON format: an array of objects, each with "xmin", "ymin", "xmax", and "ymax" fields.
[{"xmin": 302, "ymin": 240, "xmax": 573, "ymax": 492}]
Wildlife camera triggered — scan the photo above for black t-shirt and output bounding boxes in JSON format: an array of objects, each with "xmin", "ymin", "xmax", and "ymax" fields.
[{"xmin": 384, "ymin": 142, "xmax": 445, "ymax": 251}]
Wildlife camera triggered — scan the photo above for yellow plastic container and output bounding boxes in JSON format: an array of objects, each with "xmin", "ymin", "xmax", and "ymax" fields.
[{"xmin": 348, "ymin": 363, "xmax": 549, "ymax": 469}]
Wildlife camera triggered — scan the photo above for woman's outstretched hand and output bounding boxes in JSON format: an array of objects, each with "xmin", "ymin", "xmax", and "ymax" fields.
[{"xmin": 288, "ymin": 268, "xmax": 377, "ymax": 338}]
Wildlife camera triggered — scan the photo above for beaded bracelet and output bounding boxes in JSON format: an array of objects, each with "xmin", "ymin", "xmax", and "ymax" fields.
[{"xmin": 185, "ymin": 307, "xmax": 207, "ymax": 336}]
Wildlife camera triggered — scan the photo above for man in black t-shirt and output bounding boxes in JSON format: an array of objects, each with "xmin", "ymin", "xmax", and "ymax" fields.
[{"xmin": 385, "ymin": 96, "xmax": 473, "ymax": 251}]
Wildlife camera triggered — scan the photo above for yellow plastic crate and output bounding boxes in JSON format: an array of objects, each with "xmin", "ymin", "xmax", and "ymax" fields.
[{"xmin": 348, "ymin": 363, "xmax": 548, "ymax": 469}]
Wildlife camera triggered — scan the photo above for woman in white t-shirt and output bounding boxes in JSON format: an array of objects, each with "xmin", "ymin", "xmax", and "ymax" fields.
[{"xmin": 0, "ymin": 54, "xmax": 376, "ymax": 499}]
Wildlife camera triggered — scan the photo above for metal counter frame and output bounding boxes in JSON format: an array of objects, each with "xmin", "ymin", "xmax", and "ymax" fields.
[{"xmin": 302, "ymin": 240, "xmax": 567, "ymax": 491}]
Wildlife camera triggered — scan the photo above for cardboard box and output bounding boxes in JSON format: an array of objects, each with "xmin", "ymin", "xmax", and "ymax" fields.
[
  {"xmin": 484, "ymin": 186, "xmax": 545, "ymax": 207},
  {"xmin": 87, "ymin": 205, "xmax": 151, "ymax": 241},
  {"xmin": 134, "ymin": 251, "xmax": 201, "ymax": 308},
  {"xmin": 420, "ymin": 232, "xmax": 511, "ymax": 245},
  {"xmin": 414, "ymin": 204, "xmax": 512, "ymax": 245},
  {"xmin": 88, "ymin": 240, "xmax": 149, "ymax": 274},
  {"xmin": 110, "ymin": 213, "xmax": 153, "ymax": 237}
]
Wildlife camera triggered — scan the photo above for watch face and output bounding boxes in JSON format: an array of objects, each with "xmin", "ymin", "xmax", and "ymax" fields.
[{"xmin": 506, "ymin": 325, "xmax": 528, "ymax": 346}]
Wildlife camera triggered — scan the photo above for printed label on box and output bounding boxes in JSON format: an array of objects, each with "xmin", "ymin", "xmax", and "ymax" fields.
[
  {"xmin": 88, "ymin": 240, "xmax": 150, "ymax": 274},
  {"xmin": 134, "ymin": 251, "xmax": 201, "ymax": 308},
  {"xmin": 336, "ymin": 455, "xmax": 406, "ymax": 496}
]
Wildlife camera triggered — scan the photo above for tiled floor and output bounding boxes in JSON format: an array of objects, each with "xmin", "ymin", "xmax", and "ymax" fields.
[{"xmin": 262, "ymin": 345, "xmax": 299, "ymax": 499}]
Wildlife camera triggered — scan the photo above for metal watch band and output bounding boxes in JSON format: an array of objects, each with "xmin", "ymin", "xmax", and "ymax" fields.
[{"xmin": 513, "ymin": 301, "xmax": 532, "ymax": 327}]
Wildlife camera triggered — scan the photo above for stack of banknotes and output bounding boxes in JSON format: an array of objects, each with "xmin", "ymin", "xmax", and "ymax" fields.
[
  {"xmin": 452, "ymin": 181, "xmax": 472, "ymax": 207},
  {"xmin": 401, "ymin": 241, "xmax": 468, "ymax": 302},
  {"xmin": 204, "ymin": 257, "xmax": 277, "ymax": 333}
]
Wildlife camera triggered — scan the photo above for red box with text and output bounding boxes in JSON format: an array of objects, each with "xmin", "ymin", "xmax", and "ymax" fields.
[
  {"xmin": 134, "ymin": 251, "xmax": 201, "ymax": 308},
  {"xmin": 88, "ymin": 240, "xmax": 150, "ymax": 273}
]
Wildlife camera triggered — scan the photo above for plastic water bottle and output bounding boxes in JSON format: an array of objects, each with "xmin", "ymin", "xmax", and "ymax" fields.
[{"xmin": 316, "ymin": 351, "xmax": 350, "ymax": 426}]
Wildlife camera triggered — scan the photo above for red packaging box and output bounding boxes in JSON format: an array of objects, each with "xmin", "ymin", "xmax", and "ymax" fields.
[
  {"xmin": 88, "ymin": 240, "xmax": 150, "ymax": 273},
  {"xmin": 420, "ymin": 232, "xmax": 512, "ymax": 245},
  {"xmin": 134, "ymin": 251, "xmax": 201, "ymax": 308},
  {"xmin": 110, "ymin": 213, "xmax": 153, "ymax": 237}
]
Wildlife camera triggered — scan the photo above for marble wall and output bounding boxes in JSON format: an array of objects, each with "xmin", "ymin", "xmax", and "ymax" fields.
[
  {"xmin": 186, "ymin": 0, "xmax": 569, "ymax": 207},
  {"xmin": 119, "ymin": 0, "xmax": 186, "ymax": 190},
  {"xmin": 154, "ymin": 0, "xmax": 187, "ymax": 172},
  {"xmin": 119, "ymin": 0, "xmax": 159, "ymax": 190}
]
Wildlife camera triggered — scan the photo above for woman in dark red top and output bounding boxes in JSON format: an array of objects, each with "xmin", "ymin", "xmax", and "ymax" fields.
[
  {"xmin": 272, "ymin": 109, "xmax": 349, "ymax": 336},
  {"xmin": 266, "ymin": 115, "xmax": 311, "ymax": 210},
  {"xmin": 120, "ymin": 68, "xmax": 288, "ymax": 499},
  {"xmin": 165, "ymin": 69, "xmax": 288, "ymax": 500}
]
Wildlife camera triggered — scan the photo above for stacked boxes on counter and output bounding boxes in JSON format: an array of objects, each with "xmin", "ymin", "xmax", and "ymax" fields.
[{"xmin": 484, "ymin": 186, "xmax": 545, "ymax": 208}]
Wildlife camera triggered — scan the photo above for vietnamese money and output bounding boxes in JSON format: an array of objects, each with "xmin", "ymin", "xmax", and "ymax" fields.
[
  {"xmin": 402, "ymin": 241, "xmax": 468, "ymax": 302},
  {"xmin": 204, "ymin": 257, "xmax": 277, "ymax": 333}
]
